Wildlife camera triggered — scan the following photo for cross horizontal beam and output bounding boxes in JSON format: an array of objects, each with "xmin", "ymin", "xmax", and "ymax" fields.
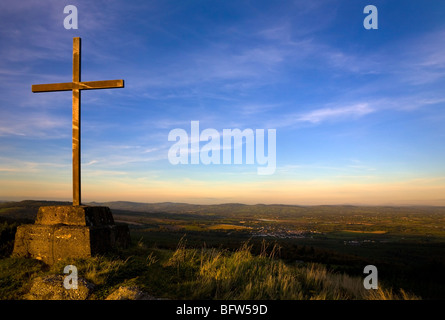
[{"xmin": 32, "ymin": 79, "xmax": 124, "ymax": 93}]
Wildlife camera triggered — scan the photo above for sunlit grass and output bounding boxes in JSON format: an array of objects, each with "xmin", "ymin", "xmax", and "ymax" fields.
[{"xmin": 163, "ymin": 240, "xmax": 419, "ymax": 300}]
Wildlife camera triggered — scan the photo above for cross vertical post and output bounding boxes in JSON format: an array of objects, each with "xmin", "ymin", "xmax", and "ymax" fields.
[{"xmin": 73, "ymin": 37, "xmax": 81, "ymax": 206}]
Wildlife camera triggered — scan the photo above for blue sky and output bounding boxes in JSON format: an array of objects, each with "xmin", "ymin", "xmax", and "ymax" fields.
[{"xmin": 1, "ymin": 0, "xmax": 445, "ymax": 205}]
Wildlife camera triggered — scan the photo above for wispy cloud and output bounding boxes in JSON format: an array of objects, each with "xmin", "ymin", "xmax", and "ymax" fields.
[
  {"xmin": 397, "ymin": 29, "xmax": 445, "ymax": 85},
  {"xmin": 296, "ymin": 103, "xmax": 374, "ymax": 124},
  {"xmin": 267, "ymin": 103, "xmax": 375, "ymax": 128},
  {"xmin": 84, "ymin": 160, "xmax": 98, "ymax": 166},
  {"xmin": 0, "ymin": 110, "xmax": 70, "ymax": 138},
  {"xmin": 0, "ymin": 157, "xmax": 68, "ymax": 174}
]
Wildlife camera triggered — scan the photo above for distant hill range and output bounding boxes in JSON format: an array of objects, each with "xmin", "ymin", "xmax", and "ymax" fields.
[
  {"xmin": 0, "ymin": 200, "xmax": 305, "ymax": 220},
  {"xmin": 1, "ymin": 199, "xmax": 444, "ymax": 222},
  {"xmin": 88, "ymin": 201, "xmax": 293, "ymax": 215},
  {"xmin": 89, "ymin": 201, "xmax": 248, "ymax": 213}
]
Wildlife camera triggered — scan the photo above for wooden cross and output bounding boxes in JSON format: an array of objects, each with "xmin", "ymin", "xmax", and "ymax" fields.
[{"xmin": 32, "ymin": 37, "xmax": 124, "ymax": 206}]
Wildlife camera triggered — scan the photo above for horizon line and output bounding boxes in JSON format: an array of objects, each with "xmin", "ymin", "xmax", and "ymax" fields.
[{"xmin": 2, "ymin": 198, "xmax": 445, "ymax": 208}]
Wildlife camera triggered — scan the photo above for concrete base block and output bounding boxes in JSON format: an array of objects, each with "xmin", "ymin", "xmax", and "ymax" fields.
[{"xmin": 12, "ymin": 206, "xmax": 130, "ymax": 265}]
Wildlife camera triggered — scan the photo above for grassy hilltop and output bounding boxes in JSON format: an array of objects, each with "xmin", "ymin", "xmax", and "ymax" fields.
[{"xmin": 1, "ymin": 200, "xmax": 444, "ymax": 300}]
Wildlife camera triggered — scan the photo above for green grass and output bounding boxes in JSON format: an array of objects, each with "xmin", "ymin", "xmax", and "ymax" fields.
[
  {"xmin": 0, "ymin": 239, "xmax": 418, "ymax": 300},
  {"xmin": 0, "ymin": 258, "xmax": 46, "ymax": 299}
]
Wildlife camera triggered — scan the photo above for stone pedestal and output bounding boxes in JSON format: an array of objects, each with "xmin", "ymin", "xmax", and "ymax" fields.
[{"xmin": 12, "ymin": 206, "xmax": 130, "ymax": 265}]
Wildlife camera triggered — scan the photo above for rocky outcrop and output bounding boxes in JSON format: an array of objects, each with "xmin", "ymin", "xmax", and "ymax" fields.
[
  {"xmin": 105, "ymin": 286, "xmax": 158, "ymax": 300},
  {"xmin": 23, "ymin": 276, "xmax": 159, "ymax": 300},
  {"xmin": 24, "ymin": 275, "xmax": 94, "ymax": 300}
]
